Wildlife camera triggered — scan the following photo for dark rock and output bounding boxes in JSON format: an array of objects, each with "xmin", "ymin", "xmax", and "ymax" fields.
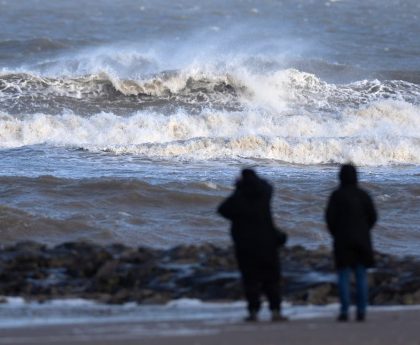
[
  {"xmin": 167, "ymin": 245, "xmax": 202, "ymax": 264},
  {"xmin": 0, "ymin": 241, "xmax": 418, "ymax": 306},
  {"xmin": 92, "ymin": 260, "xmax": 134, "ymax": 293},
  {"xmin": 119, "ymin": 247, "xmax": 157, "ymax": 263},
  {"xmin": 305, "ymin": 284, "xmax": 333, "ymax": 305},
  {"xmin": 402, "ymin": 290, "xmax": 420, "ymax": 305}
]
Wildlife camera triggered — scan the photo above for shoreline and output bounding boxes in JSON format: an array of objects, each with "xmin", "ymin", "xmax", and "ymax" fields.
[
  {"xmin": 0, "ymin": 307, "xmax": 419, "ymax": 345},
  {"xmin": 1, "ymin": 297, "xmax": 420, "ymax": 327}
]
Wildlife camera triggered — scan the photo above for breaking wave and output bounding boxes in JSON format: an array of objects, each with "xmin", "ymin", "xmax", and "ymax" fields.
[
  {"xmin": 0, "ymin": 98, "xmax": 418, "ymax": 166},
  {"xmin": 1, "ymin": 55, "xmax": 419, "ymax": 167},
  {"xmin": 1, "ymin": 67, "xmax": 420, "ymax": 115}
]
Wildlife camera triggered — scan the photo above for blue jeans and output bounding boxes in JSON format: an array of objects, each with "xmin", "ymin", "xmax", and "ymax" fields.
[{"xmin": 337, "ymin": 265, "xmax": 368, "ymax": 316}]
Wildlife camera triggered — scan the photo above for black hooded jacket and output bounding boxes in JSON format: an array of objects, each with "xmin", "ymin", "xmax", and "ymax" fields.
[
  {"xmin": 217, "ymin": 171, "xmax": 279, "ymax": 272},
  {"xmin": 325, "ymin": 165, "xmax": 378, "ymax": 269}
]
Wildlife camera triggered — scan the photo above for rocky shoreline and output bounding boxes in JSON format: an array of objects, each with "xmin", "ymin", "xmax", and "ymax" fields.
[{"xmin": 0, "ymin": 241, "xmax": 419, "ymax": 306}]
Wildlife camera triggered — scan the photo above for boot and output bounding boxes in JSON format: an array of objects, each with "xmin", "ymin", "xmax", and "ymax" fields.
[
  {"xmin": 356, "ymin": 312, "xmax": 365, "ymax": 322},
  {"xmin": 244, "ymin": 310, "xmax": 258, "ymax": 322},
  {"xmin": 337, "ymin": 313, "xmax": 349, "ymax": 322},
  {"xmin": 271, "ymin": 310, "xmax": 288, "ymax": 322}
]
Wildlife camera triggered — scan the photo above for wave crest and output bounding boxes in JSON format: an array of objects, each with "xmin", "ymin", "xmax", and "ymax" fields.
[
  {"xmin": 0, "ymin": 99, "xmax": 418, "ymax": 166},
  {"xmin": 1, "ymin": 68, "xmax": 420, "ymax": 118}
]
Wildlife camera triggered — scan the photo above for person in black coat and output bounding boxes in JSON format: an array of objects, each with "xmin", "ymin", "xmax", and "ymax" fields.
[
  {"xmin": 218, "ymin": 169, "xmax": 286, "ymax": 322},
  {"xmin": 325, "ymin": 164, "xmax": 377, "ymax": 322}
]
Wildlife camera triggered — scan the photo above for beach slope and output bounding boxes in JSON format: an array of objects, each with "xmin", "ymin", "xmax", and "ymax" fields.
[{"xmin": 0, "ymin": 309, "xmax": 418, "ymax": 345}]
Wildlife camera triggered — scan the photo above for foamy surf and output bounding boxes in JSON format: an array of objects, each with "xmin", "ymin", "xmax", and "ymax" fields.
[
  {"xmin": 1, "ymin": 297, "xmax": 420, "ymax": 329},
  {"xmin": 0, "ymin": 98, "xmax": 418, "ymax": 165},
  {"xmin": 1, "ymin": 68, "xmax": 419, "ymax": 111}
]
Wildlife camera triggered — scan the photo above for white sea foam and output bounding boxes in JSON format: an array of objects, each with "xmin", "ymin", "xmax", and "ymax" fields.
[
  {"xmin": 0, "ymin": 97, "xmax": 418, "ymax": 166},
  {"xmin": 1, "ymin": 60, "xmax": 419, "ymax": 167},
  {"xmin": 1, "ymin": 297, "xmax": 420, "ymax": 329},
  {"xmin": 3, "ymin": 49, "xmax": 420, "ymax": 105}
]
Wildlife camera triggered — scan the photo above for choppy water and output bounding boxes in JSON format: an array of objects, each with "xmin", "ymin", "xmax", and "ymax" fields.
[{"xmin": 0, "ymin": 0, "xmax": 419, "ymax": 255}]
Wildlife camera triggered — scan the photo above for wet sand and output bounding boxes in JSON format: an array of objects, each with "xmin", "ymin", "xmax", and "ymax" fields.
[{"xmin": 0, "ymin": 309, "xmax": 419, "ymax": 345}]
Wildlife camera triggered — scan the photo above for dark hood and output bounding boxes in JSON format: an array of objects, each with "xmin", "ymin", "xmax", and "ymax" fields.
[
  {"xmin": 339, "ymin": 164, "xmax": 358, "ymax": 186},
  {"xmin": 236, "ymin": 169, "xmax": 269, "ymax": 198}
]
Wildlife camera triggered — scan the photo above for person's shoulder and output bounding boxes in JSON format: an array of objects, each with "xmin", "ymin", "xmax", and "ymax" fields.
[
  {"xmin": 259, "ymin": 178, "xmax": 273, "ymax": 194},
  {"xmin": 330, "ymin": 187, "xmax": 341, "ymax": 197},
  {"xmin": 260, "ymin": 177, "xmax": 272, "ymax": 188}
]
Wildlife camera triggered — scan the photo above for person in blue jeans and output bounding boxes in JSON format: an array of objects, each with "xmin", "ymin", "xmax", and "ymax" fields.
[{"xmin": 325, "ymin": 164, "xmax": 377, "ymax": 322}]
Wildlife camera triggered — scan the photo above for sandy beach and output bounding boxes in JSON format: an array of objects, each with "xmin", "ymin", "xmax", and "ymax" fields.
[{"xmin": 0, "ymin": 309, "xmax": 419, "ymax": 345}]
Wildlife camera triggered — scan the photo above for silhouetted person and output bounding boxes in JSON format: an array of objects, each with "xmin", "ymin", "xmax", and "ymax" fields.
[
  {"xmin": 325, "ymin": 164, "xmax": 377, "ymax": 322},
  {"xmin": 218, "ymin": 169, "xmax": 286, "ymax": 322}
]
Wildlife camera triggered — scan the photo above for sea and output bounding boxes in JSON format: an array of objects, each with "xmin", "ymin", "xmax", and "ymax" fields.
[{"xmin": 0, "ymin": 0, "xmax": 419, "ymax": 258}]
